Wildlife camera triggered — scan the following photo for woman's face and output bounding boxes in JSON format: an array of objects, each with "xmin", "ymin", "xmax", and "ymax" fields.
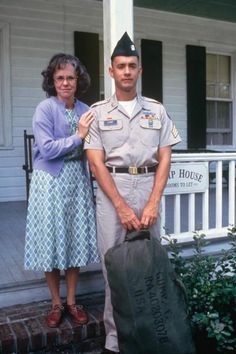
[{"xmin": 53, "ymin": 63, "xmax": 77, "ymax": 102}]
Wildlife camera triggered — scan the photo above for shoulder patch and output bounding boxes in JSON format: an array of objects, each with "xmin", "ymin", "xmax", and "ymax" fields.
[
  {"xmin": 142, "ymin": 96, "xmax": 162, "ymax": 105},
  {"xmin": 91, "ymin": 99, "xmax": 109, "ymax": 108},
  {"xmin": 171, "ymin": 124, "xmax": 179, "ymax": 139}
]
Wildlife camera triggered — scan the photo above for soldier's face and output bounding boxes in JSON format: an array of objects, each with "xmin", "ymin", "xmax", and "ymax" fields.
[{"xmin": 109, "ymin": 56, "xmax": 142, "ymax": 92}]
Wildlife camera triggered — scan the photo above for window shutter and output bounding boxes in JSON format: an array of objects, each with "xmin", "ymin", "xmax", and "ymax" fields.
[
  {"xmin": 74, "ymin": 32, "xmax": 100, "ymax": 106},
  {"xmin": 186, "ymin": 45, "xmax": 206, "ymax": 149},
  {"xmin": 141, "ymin": 39, "xmax": 163, "ymax": 102}
]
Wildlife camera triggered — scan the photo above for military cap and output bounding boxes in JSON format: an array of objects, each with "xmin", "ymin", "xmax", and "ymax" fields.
[{"xmin": 111, "ymin": 31, "xmax": 139, "ymax": 60}]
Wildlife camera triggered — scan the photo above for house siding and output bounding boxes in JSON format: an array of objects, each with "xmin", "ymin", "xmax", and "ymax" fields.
[
  {"xmin": 1, "ymin": 0, "xmax": 236, "ymax": 201},
  {"xmin": 0, "ymin": 0, "xmax": 103, "ymax": 201}
]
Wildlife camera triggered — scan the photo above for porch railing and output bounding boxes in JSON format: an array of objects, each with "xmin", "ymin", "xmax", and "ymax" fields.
[
  {"xmin": 22, "ymin": 132, "xmax": 236, "ymax": 242},
  {"xmin": 161, "ymin": 152, "xmax": 236, "ymax": 242}
]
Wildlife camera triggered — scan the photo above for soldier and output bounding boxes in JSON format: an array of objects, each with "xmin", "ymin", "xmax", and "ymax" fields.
[{"xmin": 84, "ymin": 32, "xmax": 181, "ymax": 354}]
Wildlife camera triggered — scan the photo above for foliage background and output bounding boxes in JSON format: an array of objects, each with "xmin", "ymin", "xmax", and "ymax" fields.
[{"xmin": 165, "ymin": 228, "xmax": 236, "ymax": 353}]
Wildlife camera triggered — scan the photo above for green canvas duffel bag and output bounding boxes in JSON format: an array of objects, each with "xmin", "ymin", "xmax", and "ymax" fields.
[{"xmin": 105, "ymin": 229, "xmax": 196, "ymax": 354}]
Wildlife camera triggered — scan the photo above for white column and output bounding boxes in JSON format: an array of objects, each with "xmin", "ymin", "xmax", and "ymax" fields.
[{"xmin": 103, "ymin": 0, "xmax": 134, "ymax": 98}]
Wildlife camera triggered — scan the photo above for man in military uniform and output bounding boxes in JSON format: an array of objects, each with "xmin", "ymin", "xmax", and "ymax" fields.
[{"xmin": 84, "ymin": 32, "xmax": 181, "ymax": 354}]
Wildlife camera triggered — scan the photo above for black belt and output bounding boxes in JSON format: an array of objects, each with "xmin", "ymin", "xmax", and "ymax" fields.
[{"xmin": 107, "ymin": 165, "xmax": 157, "ymax": 175}]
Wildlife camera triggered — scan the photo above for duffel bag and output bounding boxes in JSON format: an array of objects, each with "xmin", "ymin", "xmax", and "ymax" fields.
[{"xmin": 105, "ymin": 229, "xmax": 196, "ymax": 354}]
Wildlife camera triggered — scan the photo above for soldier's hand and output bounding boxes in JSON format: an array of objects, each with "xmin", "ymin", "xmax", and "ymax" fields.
[
  {"xmin": 141, "ymin": 200, "xmax": 160, "ymax": 228},
  {"xmin": 77, "ymin": 111, "xmax": 94, "ymax": 139},
  {"xmin": 116, "ymin": 202, "xmax": 141, "ymax": 231}
]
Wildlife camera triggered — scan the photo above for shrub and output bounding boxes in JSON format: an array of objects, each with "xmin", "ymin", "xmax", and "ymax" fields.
[{"xmin": 164, "ymin": 227, "xmax": 236, "ymax": 353}]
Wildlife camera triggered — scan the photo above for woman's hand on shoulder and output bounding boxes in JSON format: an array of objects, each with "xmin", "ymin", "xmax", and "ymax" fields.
[{"xmin": 77, "ymin": 111, "xmax": 94, "ymax": 139}]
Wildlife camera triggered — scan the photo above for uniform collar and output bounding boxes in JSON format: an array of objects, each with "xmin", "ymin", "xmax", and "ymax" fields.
[
  {"xmin": 107, "ymin": 94, "xmax": 119, "ymax": 112},
  {"xmin": 107, "ymin": 94, "xmax": 144, "ymax": 119},
  {"xmin": 136, "ymin": 95, "xmax": 153, "ymax": 111}
]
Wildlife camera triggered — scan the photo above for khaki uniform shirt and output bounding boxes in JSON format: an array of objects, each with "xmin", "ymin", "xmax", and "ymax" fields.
[{"xmin": 84, "ymin": 94, "xmax": 181, "ymax": 167}]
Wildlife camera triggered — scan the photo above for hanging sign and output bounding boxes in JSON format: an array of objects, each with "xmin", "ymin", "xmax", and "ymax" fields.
[{"xmin": 164, "ymin": 162, "xmax": 209, "ymax": 195}]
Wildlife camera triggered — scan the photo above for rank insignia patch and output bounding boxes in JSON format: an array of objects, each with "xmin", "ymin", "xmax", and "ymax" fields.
[
  {"xmin": 171, "ymin": 124, "xmax": 179, "ymax": 138},
  {"xmin": 85, "ymin": 133, "xmax": 91, "ymax": 144}
]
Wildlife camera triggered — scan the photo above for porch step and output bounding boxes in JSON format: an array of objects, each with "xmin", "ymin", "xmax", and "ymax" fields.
[{"xmin": 0, "ymin": 292, "xmax": 105, "ymax": 354}]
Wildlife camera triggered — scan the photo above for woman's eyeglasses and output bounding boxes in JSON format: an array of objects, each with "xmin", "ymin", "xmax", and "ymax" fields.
[{"xmin": 54, "ymin": 76, "xmax": 77, "ymax": 84}]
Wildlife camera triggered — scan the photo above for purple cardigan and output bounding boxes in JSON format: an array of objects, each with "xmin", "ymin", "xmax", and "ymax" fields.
[{"xmin": 32, "ymin": 96, "xmax": 89, "ymax": 177}]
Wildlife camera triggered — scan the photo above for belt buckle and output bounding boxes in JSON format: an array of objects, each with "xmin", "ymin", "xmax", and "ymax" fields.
[{"xmin": 128, "ymin": 166, "xmax": 138, "ymax": 175}]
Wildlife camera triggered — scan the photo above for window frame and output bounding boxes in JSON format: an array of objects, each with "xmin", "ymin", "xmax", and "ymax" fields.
[
  {"xmin": 206, "ymin": 51, "xmax": 235, "ymax": 149},
  {"xmin": 0, "ymin": 22, "xmax": 12, "ymax": 149}
]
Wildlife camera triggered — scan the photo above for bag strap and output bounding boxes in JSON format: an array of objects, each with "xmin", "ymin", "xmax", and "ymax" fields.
[{"xmin": 125, "ymin": 229, "xmax": 150, "ymax": 242}]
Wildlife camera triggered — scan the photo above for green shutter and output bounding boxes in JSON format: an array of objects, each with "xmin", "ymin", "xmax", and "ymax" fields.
[
  {"xmin": 74, "ymin": 32, "xmax": 100, "ymax": 106},
  {"xmin": 141, "ymin": 39, "xmax": 163, "ymax": 102},
  {"xmin": 186, "ymin": 45, "xmax": 206, "ymax": 149}
]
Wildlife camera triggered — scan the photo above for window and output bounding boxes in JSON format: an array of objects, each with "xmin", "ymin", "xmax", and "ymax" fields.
[
  {"xmin": 206, "ymin": 53, "xmax": 232, "ymax": 145},
  {"xmin": 0, "ymin": 22, "xmax": 12, "ymax": 148}
]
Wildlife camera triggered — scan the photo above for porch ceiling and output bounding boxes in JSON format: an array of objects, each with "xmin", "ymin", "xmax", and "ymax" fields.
[{"xmin": 134, "ymin": 0, "xmax": 236, "ymax": 24}]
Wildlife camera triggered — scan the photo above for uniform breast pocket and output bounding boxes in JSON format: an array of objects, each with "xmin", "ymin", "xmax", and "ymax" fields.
[
  {"xmin": 139, "ymin": 118, "xmax": 161, "ymax": 147},
  {"xmin": 99, "ymin": 118, "xmax": 127, "ymax": 152}
]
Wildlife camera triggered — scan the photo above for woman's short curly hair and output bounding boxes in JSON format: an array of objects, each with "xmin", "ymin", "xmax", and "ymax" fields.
[{"xmin": 41, "ymin": 53, "xmax": 90, "ymax": 98}]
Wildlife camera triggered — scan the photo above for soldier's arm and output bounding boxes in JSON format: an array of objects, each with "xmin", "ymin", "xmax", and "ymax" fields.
[
  {"xmin": 140, "ymin": 145, "xmax": 171, "ymax": 228},
  {"xmin": 86, "ymin": 149, "xmax": 141, "ymax": 231}
]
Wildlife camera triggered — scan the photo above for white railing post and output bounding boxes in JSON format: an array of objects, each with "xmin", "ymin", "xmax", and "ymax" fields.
[
  {"xmin": 202, "ymin": 188, "xmax": 209, "ymax": 230},
  {"xmin": 228, "ymin": 160, "xmax": 235, "ymax": 227},
  {"xmin": 215, "ymin": 161, "xmax": 223, "ymax": 228},
  {"xmin": 174, "ymin": 194, "xmax": 181, "ymax": 234},
  {"xmin": 188, "ymin": 193, "xmax": 195, "ymax": 231}
]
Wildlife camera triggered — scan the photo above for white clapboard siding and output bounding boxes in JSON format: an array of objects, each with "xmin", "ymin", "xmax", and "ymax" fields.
[
  {"xmin": 0, "ymin": 0, "xmax": 103, "ymax": 201},
  {"xmin": 1, "ymin": 0, "xmax": 236, "ymax": 201}
]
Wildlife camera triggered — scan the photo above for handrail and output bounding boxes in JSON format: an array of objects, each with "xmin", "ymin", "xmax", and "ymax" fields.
[{"xmin": 172, "ymin": 152, "xmax": 236, "ymax": 161}]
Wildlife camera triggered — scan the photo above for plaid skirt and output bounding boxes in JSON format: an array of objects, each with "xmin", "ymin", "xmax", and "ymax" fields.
[{"xmin": 24, "ymin": 160, "xmax": 100, "ymax": 271}]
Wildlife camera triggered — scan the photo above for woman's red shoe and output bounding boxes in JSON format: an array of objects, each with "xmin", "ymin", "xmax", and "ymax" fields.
[
  {"xmin": 46, "ymin": 304, "xmax": 64, "ymax": 328},
  {"xmin": 67, "ymin": 304, "xmax": 89, "ymax": 324}
]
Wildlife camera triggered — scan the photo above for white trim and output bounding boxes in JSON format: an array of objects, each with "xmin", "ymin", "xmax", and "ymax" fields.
[
  {"xmin": 199, "ymin": 40, "xmax": 236, "ymax": 54},
  {"xmin": 0, "ymin": 22, "xmax": 12, "ymax": 148}
]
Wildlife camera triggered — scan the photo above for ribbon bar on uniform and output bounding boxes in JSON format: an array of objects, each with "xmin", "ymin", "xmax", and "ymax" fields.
[{"xmin": 106, "ymin": 165, "xmax": 157, "ymax": 175}]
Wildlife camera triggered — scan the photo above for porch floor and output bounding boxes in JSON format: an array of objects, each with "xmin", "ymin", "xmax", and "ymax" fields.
[
  {"xmin": 0, "ymin": 188, "xmax": 233, "ymax": 353},
  {"xmin": 0, "ymin": 201, "xmax": 43, "ymax": 287}
]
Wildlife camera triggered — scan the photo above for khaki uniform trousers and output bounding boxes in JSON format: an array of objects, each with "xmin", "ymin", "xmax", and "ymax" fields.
[{"xmin": 96, "ymin": 173, "xmax": 161, "ymax": 352}]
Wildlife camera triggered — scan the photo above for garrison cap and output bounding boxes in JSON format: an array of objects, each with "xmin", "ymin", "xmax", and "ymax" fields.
[{"xmin": 111, "ymin": 32, "xmax": 139, "ymax": 60}]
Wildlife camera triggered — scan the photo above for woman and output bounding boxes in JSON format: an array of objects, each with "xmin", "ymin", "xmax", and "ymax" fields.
[{"xmin": 24, "ymin": 53, "xmax": 99, "ymax": 328}]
